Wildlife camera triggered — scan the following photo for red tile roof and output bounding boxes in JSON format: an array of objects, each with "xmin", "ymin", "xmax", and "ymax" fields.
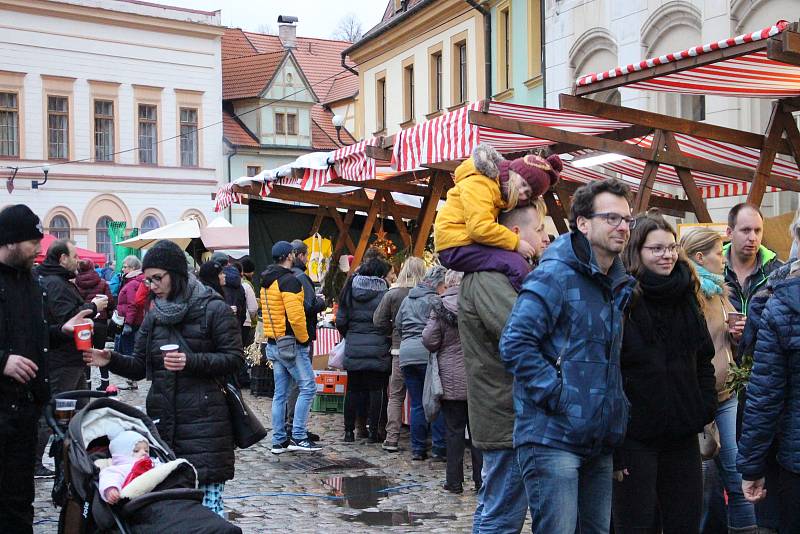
[
  {"xmin": 323, "ymin": 74, "xmax": 359, "ymax": 105},
  {"xmin": 223, "ymin": 111, "xmax": 259, "ymax": 147},
  {"xmin": 222, "ymin": 51, "xmax": 286, "ymax": 100},
  {"xmin": 221, "ymin": 28, "xmax": 257, "ymax": 59}
]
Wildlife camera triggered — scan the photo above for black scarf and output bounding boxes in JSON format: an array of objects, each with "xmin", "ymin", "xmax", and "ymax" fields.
[{"xmin": 633, "ymin": 261, "xmax": 704, "ymax": 358}]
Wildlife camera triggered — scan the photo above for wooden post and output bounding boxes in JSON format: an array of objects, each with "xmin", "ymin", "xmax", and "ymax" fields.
[
  {"xmin": 381, "ymin": 192, "xmax": 412, "ymax": 248},
  {"xmin": 543, "ymin": 190, "xmax": 569, "ymax": 234},
  {"xmin": 663, "ymin": 132, "xmax": 712, "ymax": 222},
  {"xmin": 310, "ymin": 207, "xmax": 326, "ymax": 235},
  {"xmin": 747, "ymin": 103, "xmax": 784, "ymax": 206},
  {"xmin": 554, "ymin": 183, "xmax": 572, "ymax": 214},
  {"xmin": 329, "ymin": 208, "xmax": 356, "ymax": 255},
  {"xmin": 350, "ymin": 192, "xmax": 383, "ymax": 272},
  {"xmin": 632, "ymin": 130, "xmax": 665, "ymax": 214},
  {"xmin": 779, "ymin": 99, "xmax": 800, "ymax": 172},
  {"xmin": 412, "ymin": 172, "xmax": 446, "ymax": 257}
]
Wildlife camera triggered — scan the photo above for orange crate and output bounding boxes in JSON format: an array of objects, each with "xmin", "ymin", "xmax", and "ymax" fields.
[{"xmin": 314, "ymin": 370, "xmax": 347, "ymax": 395}]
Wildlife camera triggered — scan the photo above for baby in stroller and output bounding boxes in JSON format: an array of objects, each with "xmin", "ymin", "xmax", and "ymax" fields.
[{"xmin": 99, "ymin": 431, "xmax": 157, "ymax": 504}]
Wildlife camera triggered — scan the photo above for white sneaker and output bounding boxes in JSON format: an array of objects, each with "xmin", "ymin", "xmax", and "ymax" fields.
[{"xmin": 288, "ymin": 437, "xmax": 321, "ymax": 452}]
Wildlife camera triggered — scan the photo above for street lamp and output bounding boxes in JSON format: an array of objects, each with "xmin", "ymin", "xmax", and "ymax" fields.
[
  {"xmin": 331, "ymin": 114, "xmax": 351, "ymax": 146},
  {"xmin": 32, "ymin": 164, "xmax": 49, "ymax": 189}
]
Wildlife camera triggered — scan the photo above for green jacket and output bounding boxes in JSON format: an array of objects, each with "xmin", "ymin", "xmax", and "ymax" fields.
[
  {"xmin": 723, "ymin": 244, "xmax": 782, "ymax": 314},
  {"xmin": 458, "ymin": 271, "xmax": 517, "ymax": 450}
]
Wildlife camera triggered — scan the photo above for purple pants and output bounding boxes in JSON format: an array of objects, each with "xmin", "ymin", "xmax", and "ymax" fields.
[{"xmin": 438, "ymin": 244, "xmax": 530, "ymax": 291}]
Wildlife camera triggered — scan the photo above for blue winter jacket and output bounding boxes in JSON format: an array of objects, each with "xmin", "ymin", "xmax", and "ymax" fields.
[
  {"xmin": 737, "ymin": 273, "xmax": 800, "ymax": 479},
  {"xmin": 500, "ymin": 231, "xmax": 635, "ymax": 456}
]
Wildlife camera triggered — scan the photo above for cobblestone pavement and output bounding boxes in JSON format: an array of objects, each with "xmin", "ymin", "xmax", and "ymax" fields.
[{"xmin": 33, "ymin": 371, "xmax": 502, "ymax": 533}]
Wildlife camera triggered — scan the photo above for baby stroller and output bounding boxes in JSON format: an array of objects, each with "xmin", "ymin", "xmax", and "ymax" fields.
[{"xmin": 45, "ymin": 389, "xmax": 242, "ymax": 534}]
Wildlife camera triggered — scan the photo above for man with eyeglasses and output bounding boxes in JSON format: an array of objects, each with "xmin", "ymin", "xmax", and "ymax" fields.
[{"xmin": 500, "ymin": 178, "xmax": 637, "ymax": 533}]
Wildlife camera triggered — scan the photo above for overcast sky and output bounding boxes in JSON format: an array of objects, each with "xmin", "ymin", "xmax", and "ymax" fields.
[{"xmin": 163, "ymin": 0, "xmax": 388, "ymax": 39}]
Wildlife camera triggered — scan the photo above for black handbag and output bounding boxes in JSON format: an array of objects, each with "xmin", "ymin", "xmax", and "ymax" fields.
[{"xmin": 169, "ymin": 327, "xmax": 267, "ymax": 449}]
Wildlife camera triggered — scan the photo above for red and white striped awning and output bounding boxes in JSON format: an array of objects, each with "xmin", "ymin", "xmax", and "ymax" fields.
[{"xmin": 575, "ymin": 21, "xmax": 800, "ymax": 98}]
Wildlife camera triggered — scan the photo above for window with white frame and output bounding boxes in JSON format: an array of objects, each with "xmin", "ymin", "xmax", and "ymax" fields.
[
  {"xmin": 286, "ymin": 113, "xmax": 297, "ymax": 135},
  {"xmin": 0, "ymin": 92, "xmax": 19, "ymax": 157},
  {"xmin": 141, "ymin": 215, "xmax": 160, "ymax": 233},
  {"xmin": 138, "ymin": 104, "xmax": 157, "ymax": 164},
  {"xmin": 49, "ymin": 215, "xmax": 70, "ymax": 240},
  {"xmin": 48, "ymin": 96, "xmax": 69, "ymax": 159},
  {"xmin": 180, "ymin": 107, "xmax": 198, "ymax": 167},
  {"xmin": 94, "ymin": 100, "xmax": 114, "ymax": 162},
  {"xmin": 96, "ymin": 216, "xmax": 113, "ymax": 256}
]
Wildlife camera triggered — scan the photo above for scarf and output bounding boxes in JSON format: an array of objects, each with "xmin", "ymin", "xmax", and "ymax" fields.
[
  {"xmin": 150, "ymin": 276, "xmax": 206, "ymax": 326},
  {"xmin": 634, "ymin": 262, "xmax": 704, "ymax": 358},
  {"xmin": 694, "ymin": 263, "xmax": 725, "ymax": 298}
]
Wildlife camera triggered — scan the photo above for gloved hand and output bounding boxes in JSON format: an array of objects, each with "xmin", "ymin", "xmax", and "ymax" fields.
[{"xmin": 122, "ymin": 324, "xmax": 133, "ymax": 336}]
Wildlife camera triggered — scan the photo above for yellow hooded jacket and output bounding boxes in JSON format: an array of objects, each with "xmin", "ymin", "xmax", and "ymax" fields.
[
  {"xmin": 433, "ymin": 157, "xmax": 520, "ymax": 252},
  {"xmin": 260, "ymin": 264, "xmax": 309, "ymax": 344}
]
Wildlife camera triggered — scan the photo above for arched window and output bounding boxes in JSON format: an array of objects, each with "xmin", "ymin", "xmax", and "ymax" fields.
[
  {"xmin": 49, "ymin": 215, "xmax": 71, "ymax": 240},
  {"xmin": 96, "ymin": 216, "xmax": 113, "ymax": 256},
  {"xmin": 141, "ymin": 215, "xmax": 160, "ymax": 233}
]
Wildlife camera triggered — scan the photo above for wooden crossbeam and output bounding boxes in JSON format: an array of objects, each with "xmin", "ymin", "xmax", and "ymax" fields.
[
  {"xmin": 663, "ymin": 132, "xmax": 712, "ymax": 222},
  {"xmin": 412, "ymin": 172, "xmax": 446, "ymax": 257},
  {"xmin": 380, "ymin": 192, "xmax": 412, "ymax": 247},
  {"xmin": 329, "ymin": 208, "xmax": 356, "ymax": 255},
  {"xmin": 469, "ymin": 110, "xmax": 800, "ymax": 194},
  {"xmin": 779, "ymin": 101, "xmax": 800, "ymax": 174},
  {"xmin": 543, "ymin": 190, "xmax": 569, "ymax": 234},
  {"xmin": 560, "ymin": 94, "xmax": 793, "ymax": 156},
  {"xmin": 331, "ymin": 177, "xmax": 431, "ymax": 197},
  {"xmin": 767, "ymin": 30, "xmax": 800, "ymax": 66},
  {"xmin": 310, "ymin": 207, "xmax": 326, "ymax": 235},
  {"xmin": 351, "ymin": 193, "xmax": 383, "ymax": 272},
  {"xmin": 633, "ymin": 129, "xmax": 665, "ymax": 214},
  {"xmin": 558, "ymin": 179, "xmax": 689, "ymax": 217},
  {"xmin": 747, "ymin": 103, "xmax": 784, "ymax": 206}
]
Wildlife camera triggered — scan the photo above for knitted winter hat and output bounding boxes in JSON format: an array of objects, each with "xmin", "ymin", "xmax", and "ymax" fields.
[
  {"xmin": 109, "ymin": 430, "xmax": 148, "ymax": 459},
  {"xmin": 508, "ymin": 154, "xmax": 563, "ymax": 197},
  {"xmin": 0, "ymin": 204, "xmax": 44, "ymax": 246},
  {"xmin": 142, "ymin": 240, "xmax": 188, "ymax": 276}
]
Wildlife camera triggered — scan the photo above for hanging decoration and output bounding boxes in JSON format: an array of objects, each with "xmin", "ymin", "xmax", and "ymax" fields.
[{"xmin": 369, "ymin": 213, "xmax": 397, "ymax": 259}]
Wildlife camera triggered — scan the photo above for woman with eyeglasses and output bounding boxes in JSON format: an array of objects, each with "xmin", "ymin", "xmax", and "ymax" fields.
[
  {"xmin": 612, "ymin": 209, "xmax": 717, "ymax": 534},
  {"xmin": 82, "ymin": 240, "xmax": 244, "ymax": 517}
]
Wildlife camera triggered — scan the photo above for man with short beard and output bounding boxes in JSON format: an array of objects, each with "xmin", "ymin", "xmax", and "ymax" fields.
[{"xmin": 0, "ymin": 205, "xmax": 89, "ymax": 533}]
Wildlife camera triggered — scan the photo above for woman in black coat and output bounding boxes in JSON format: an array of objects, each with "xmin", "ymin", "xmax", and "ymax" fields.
[
  {"xmin": 613, "ymin": 210, "xmax": 717, "ymax": 534},
  {"xmin": 336, "ymin": 256, "xmax": 392, "ymax": 443},
  {"xmin": 83, "ymin": 240, "xmax": 244, "ymax": 517}
]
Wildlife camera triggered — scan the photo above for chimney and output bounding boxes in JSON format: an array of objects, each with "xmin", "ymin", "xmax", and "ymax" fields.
[{"xmin": 277, "ymin": 15, "xmax": 298, "ymax": 49}]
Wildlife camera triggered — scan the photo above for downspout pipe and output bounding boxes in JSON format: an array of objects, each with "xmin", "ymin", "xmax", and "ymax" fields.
[
  {"xmin": 226, "ymin": 145, "xmax": 238, "ymax": 223},
  {"xmin": 341, "ymin": 53, "xmax": 358, "ymax": 76},
  {"xmin": 465, "ymin": 0, "xmax": 492, "ymax": 100}
]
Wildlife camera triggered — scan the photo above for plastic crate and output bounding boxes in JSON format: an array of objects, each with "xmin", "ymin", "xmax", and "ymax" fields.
[
  {"xmin": 314, "ymin": 370, "xmax": 347, "ymax": 395},
  {"xmin": 311, "ymin": 394, "xmax": 345, "ymax": 413}
]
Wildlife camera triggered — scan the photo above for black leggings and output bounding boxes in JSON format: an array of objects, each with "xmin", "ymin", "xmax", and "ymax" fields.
[
  {"xmin": 612, "ymin": 435, "xmax": 702, "ymax": 534},
  {"xmin": 344, "ymin": 389, "xmax": 386, "ymax": 433},
  {"xmin": 440, "ymin": 399, "xmax": 482, "ymax": 489}
]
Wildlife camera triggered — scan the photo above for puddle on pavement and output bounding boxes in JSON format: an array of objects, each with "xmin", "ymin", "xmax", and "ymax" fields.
[
  {"xmin": 226, "ymin": 510, "xmax": 242, "ymax": 521},
  {"xmin": 341, "ymin": 511, "xmax": 457, "ymax": 527}
]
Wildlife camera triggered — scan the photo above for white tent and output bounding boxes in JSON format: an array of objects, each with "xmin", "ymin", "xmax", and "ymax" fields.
[{"xmin": 117, "ymin": 219, "xmax": 201, "ymax": 250}]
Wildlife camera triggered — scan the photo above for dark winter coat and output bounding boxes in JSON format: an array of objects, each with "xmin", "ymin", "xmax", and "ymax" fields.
[
  {"xmin": 34, "ymin": 261, "xmax": 97, "ymax": 370},
  {"xmin": 396, "ymin": 284, "xmax": 441, "ymax": 368},
  {"xmin": 422, "ymin": 286, "xmax": 467, "ymax": 401},
  {"xmin": 373, "ymin": 286, "xmax": 412, "ymax": 353},
  {"xmin": 107, "ymin": 278, "xmax": 243, "ymax": 484},
  {"xmin": 619, "ymin": 264, "xmax": 717, "ymax": 445},
  {"xmin": 500, "ymin": 232, "xmax": 635, "ymax": 456},
  {"xmin": 117, "ymin": 271, "xmax": 145, "ymax": 327},
  {"xmin": 336, "ymin": 275, "xmax": 391, "ymax": 373},
  {"xmin": 0, "ymin": 262, "xmax": 50, "ymax": 406},
  {"xmin": 738, "ymin": 271, "xmax": 800, "ymax": 479},
  {"xmin": 723, "ymin": 244, "xmax": 783, "ymax": 315},
  {"xmin": 222, "ymin": 266, "xmax": 246, "ymax": 327},
  {"xmin": 75, "ymin": 262, "xmax": 114, "ymax": 321},
  {"xmin": 292, "ymin": 265, "xmax": 326, "ymax": 341}
]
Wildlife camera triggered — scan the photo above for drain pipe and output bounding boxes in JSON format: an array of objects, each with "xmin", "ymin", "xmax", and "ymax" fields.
[
  {"xmin": 465, "ymin": 0, "xmax": 492, "ymax": 100},
  {"xmin": 341, "ymin": 53, "xmax": 358, "ymax": 76},
  {"xmin": 226, "ymin": 146, "xmax": 238, "ymax": 223}
]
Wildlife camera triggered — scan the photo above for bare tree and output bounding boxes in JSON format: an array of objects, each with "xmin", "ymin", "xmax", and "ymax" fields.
[
  {"xmin": 254, "ymin": 22, "xmax": 276, "ymax": 35},
  {"xmin": 332, "ymin": 12, "xmax": 363, "ymax": 42}
]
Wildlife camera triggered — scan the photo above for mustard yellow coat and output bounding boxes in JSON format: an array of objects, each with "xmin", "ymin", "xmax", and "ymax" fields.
[{"xmin": 434, "ymin": 157, "xmax": 520, "ymax": 252}]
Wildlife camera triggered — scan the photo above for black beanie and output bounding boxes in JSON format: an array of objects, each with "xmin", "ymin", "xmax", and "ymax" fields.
[
  {"xmin": 0, "ymin": 205, "xmax": 44, "ymax": 246},
  {"xmin": 142, "ymin": 240, "xmax": 188, "ymax": 277}
]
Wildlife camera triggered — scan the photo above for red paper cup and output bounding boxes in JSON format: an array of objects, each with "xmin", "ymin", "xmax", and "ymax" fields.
[{"xmin": 73, "ymin": 321, "xmax": 93, "ymax": 351}]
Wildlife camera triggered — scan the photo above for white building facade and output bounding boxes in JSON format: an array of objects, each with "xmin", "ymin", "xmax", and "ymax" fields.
[
  {"xmin": 544, "ymin": 0, "xmax": 798, "ymax": 221},
  {"xmin": 0, "ymin": 0, "xmax": 224, "ymax": 256}
]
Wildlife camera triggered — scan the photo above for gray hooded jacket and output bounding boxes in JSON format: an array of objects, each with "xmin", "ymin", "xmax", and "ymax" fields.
[{"xmin": 396, "ymin": 283, "xmax": 440, "ymax": 367}]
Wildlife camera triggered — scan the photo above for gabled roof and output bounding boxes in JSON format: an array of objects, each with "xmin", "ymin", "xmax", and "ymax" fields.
[
  {"xmin": 222, "ymin": 110, "xmax": 259, "ymax": 148},
  {"xmin": 222, "ymin": 51, "xmax": 286, "ymax": 100},
  {"xmin": 221, "ymin": 28, "xmax": 257, "ymax": 59},
  {"xmin": 323, "ymin": 74, "xmax": 359, "ymax": 105}
]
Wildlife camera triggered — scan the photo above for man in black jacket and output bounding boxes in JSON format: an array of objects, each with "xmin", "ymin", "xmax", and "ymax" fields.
[
  {"xmin": 35, "ymin": 239, "xmax": 107, "ymax": 399},
  {"xmin": 0, "ymin": 206, "xmax": 90, "ymax": 533}
]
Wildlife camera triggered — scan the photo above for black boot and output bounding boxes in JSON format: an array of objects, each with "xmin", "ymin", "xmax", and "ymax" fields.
[
  {"xmin": 368, "ymin": 429, "xmax": 379, "ymax": 443},
  {"xmin": 343, "ymin": 431, "xmax": 355, "ymax": 443}
]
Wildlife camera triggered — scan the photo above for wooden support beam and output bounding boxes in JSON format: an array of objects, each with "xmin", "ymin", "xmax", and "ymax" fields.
[
  {"xmin": 381, "ymin": 192, "xmax": 412, "ymax": 248},
  {"xmin": 310, "ymin": 207, "xmax": 326, "ymax": 235},
  {"xmin": 551, "ymin": 124, "xmax": 653, "ymax": 154},
  {"xmin": 779, "ymin": 101, "xmax": 800, "ymax": 174},
  {"xmin": 331, "ymin": 178, "xmax": 431, "ymax": 197},
  {"xmin": 331, "ymin": 209, "xmax": 356, "ymax": 255},
  {"xmin": 747, "ymin": 103, "xmax": 784, "ymax": 206},
  {"xmin": 663, "ymin": 132, "xmax": 712, "ymax": 222},
  {"xmin": 632, "ymin": 129, "xmax": 665, "ymax": 214},
  {"xmin": 559, "ymin": 93, "xmax": 793, "ymax": 157},
  {"xmin": 558, "ymin": 179, "xmax": 690, "ymax": 217},
  {"xmin": 767, "ymin": 31, "xmax": 800, "ymax": 66},
  {"xmin": 543, "ymin": 190, "xmax": 569, "ymax": 234},
  {"xmin": 412, "ymin": 173, "xmax": 446, "ymax": 257},
  {"xmin": 256, "ymin": 184, "xmax": 419, "ymax": 219},
  {"xmin": 469, "ymin": 110, "xmax": 800, "ymax": 194},
  {"xmin": 351, "ymin": 192, "xmax": 383, "ymax": 272},
  {"xmin": 365, "ymin": 145, "xmax": 394, "ymax": 161}
]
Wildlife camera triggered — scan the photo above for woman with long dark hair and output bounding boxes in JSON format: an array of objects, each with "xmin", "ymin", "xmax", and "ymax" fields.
[{"xmin": 613, "ymin": 210, "xmax": 717, "ymax": 533}]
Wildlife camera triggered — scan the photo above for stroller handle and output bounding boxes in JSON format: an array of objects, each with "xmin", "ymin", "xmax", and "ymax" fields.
[{"xmin": 45, "ymin": 388, "xmax": 119, "ymax": 439}]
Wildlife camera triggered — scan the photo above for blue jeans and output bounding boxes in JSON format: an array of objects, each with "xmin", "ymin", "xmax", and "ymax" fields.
[
  {"xmin": 402, "ymin": 363, "xmax": 446, "ymax": 455},
  {"xmin": 701, "ymin": 395, "xmax": 756, "ymax": 530},
  {"xmin": 517, "ymin": 444, "xmax": 612, "ymax": 534},
  {"xmin": 472, "ymin": 448, "xmax": 527, "ymax": 534},
  {"xmin": 268, "ymin": 344, "xmax": 315, "ymax": 445}
]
